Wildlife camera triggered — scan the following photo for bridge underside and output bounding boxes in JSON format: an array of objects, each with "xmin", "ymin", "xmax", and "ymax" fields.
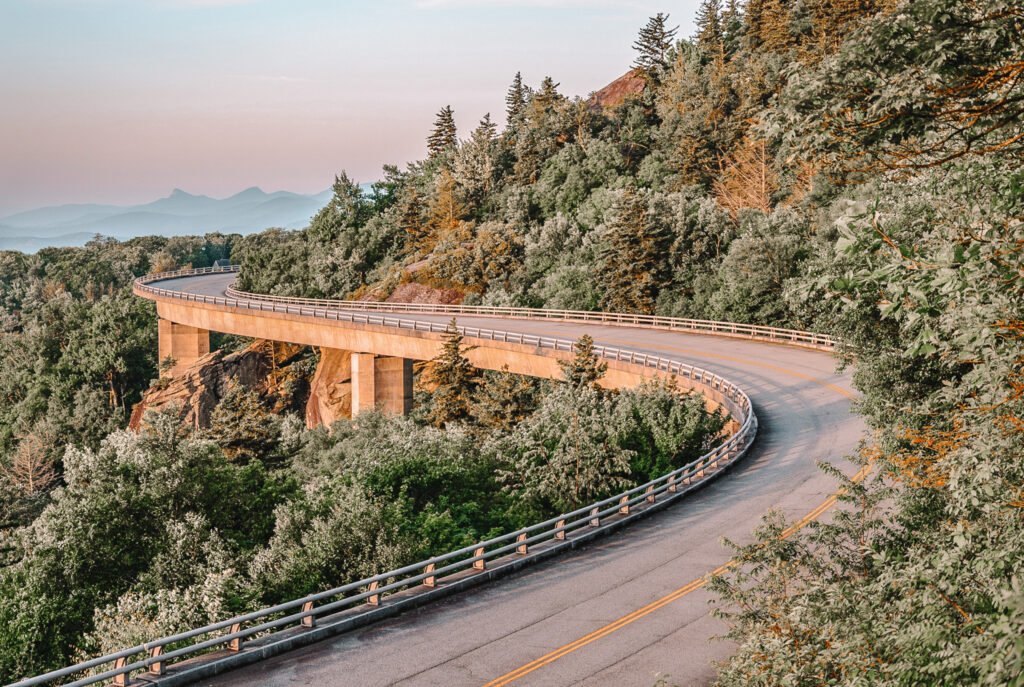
[
  {"xmin": 158, "ymin": 315, "xmax": 415, "ymax": 422},
  {"xmin": 154, "ymin": 298, "xmax": 738, "ymax": 430}
]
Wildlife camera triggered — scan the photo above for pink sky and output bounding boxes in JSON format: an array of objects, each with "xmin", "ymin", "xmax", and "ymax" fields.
[{"xmin": 0, "ymin": 1, "xmax": 698, "ymax": 215}]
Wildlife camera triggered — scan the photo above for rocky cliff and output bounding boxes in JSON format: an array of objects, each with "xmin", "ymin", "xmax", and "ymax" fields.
[{"xmin": 129, "ymin": 340, "xmax": 310, "ymax": 430}]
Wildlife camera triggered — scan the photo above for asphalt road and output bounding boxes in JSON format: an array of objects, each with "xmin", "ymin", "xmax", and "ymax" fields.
[{"xmin": 154, "ymin": 273, "xmax": 864, "ymax": 687}]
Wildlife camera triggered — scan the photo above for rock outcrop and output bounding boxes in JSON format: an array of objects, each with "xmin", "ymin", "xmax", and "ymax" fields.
[
  {"xmin": 129, "ymin": 340, "xmax": 308, "ymax": 431},
  {"xmin": 589, "ymin": 69, "xmax": 648, "ymax": 111},
  {"xmin": 305, "ymin": 348, "xmax": 353, "ymax": 428}
]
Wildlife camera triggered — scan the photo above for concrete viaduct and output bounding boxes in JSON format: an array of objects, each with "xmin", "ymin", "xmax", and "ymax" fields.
[{"xmin": 14, "ymin": 266, "xmax": 863, "ymax": 687}]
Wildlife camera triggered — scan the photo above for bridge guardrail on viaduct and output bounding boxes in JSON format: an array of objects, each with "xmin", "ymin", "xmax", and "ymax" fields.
[{"xmin": 11, "ymin": 265, "xmax": 835, "ymax": 687}]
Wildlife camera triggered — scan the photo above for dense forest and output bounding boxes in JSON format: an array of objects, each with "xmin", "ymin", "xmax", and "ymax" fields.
[{"xmin": 1, "ymin": 0, "xmax": 1022, "ymax": 683}]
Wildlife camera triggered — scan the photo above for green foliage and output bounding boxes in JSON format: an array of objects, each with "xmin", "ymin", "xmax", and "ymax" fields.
[
  {"xmin": 616, "ymin": 380, "xmax": 727, "ymax": 479},
  {"xmin": 559, "ymin": 335, "xmax": 608, "ymax": 389},
  {"xmin": 206, "ymin": 386, "xmax": 283, "ymax": 463},
  {"xmin": 598, "ymin": 186, "xmax": 672, "ymax": 314},
  {"xmin": 632, "ymin": 13, "xmax": 679, "ymax": 80},
  {"xmin": 424, "ymin": 319, "xmax": 479, "ymax": 427},
  {"xmin": 499, "ymin": 384, "xmax": 633, "ymax": 513},
  {"xmin": 427, "ymin": 105, "xmax": 458, "ymax": 159}
]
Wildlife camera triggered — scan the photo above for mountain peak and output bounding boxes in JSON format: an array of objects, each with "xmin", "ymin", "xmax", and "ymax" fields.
[{"xmin": 230, "ymin": 186, "xmax": 267, "ymax": 199}]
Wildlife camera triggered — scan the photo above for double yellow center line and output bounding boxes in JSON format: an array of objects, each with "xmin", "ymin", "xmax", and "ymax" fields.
[{"xmin": 483, "ymin": 357, "xmax": 863, "ymax": 687}]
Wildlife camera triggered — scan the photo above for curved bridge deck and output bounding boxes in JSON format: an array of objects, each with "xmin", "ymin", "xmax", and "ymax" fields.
[{"xmin": 132, "ymin": 271, "xmax": 862, "ymax": 687}]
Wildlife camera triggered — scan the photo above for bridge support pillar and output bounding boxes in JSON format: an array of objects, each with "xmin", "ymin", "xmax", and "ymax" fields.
[
  {"xmin": 351, "ymin": 353, "xmax": 413, "ymax": 416},
  {"xmin": 158, "ymin": 318, "xmax": 210, "ymax": 377}
]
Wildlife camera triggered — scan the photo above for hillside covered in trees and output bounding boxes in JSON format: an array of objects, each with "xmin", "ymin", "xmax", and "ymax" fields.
[
  {"xmin": 231, "ymin": 0, "xmax": 1024, "ymax": 683},
  {"xmin": 0, "ymin": 0, "xmax": 1022, "ymax": 683}
]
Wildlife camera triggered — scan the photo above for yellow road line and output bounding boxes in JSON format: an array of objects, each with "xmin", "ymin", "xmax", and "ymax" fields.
[{"xmin": 481, "ymin": 358, "xmax": 864, "ymax": 687}]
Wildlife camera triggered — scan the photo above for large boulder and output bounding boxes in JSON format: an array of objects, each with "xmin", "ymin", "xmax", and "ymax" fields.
[
  {"xmin": 305, "ymin": 348, "xmax": 353, "ymax": 429},
  {"xmin": 130, "ymin": 341, "xmax": 307, "ymax": 430}
]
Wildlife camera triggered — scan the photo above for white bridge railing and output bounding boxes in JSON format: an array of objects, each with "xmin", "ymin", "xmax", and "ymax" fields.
[{"xmin": 11, "ymin": 265, "xmax": 835, "ymax": 686}]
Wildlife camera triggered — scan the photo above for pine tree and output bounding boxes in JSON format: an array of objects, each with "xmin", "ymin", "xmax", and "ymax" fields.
[
  {"xmin": 758, "ymin": 0, "xmax": 793, "ymax": 53},
  {"xmin": 473, "ymin": 365, "xmax": 538, "ymax": 432},
  {"xmin": 2, "ymin": 427, "xmax": 57, "ymax": 497},
  {"xmin": 425, "ymin": 169, "xmax": 469, "ymax": 250},
  {"xmin": 208, "ymin": 385, "xmax": 280, "ymax": 462},
  {"xmin": 427, "ymin": 105, "xmax": 458, "ymax": 158},
  {"xmin": 695, "ymin": 0, "xmax": 724, "ymax": 55},
  {"xmin": 535, "ymin": 76, "xmax": 561, "ymax": 109},
  {"xmin": 397, "ymin": 188, "xmax": 427, "ymax": 255},
  {"xmin": 308, "ymin": 172, "xmax": 369, "ymax": 244},
  {"xmin": 713, "ymin": 137, "xmax": 780, "ymax": 216},
  {"xmin": 632, "ymin": 13, "xmax": 679, "ymax": 79},
  {"xmin": 505, "ymin": 71, "xmax": 529, "ymax": 124},
  {"xmin": 426, "ymin": 318, "xmax": 479, "ymax": 427},
  {"xmin": 598, "ymin": 187, "xmax": 671, "ymax": 314},
  {"xmin": 722, "ymin": 0, "xmax": 745, "ymax": 55},
  {"xmin": 454, "ymin": 114, "xmax": 498, "ymax": 211},
  {"xmin": 559, "ymin": 335, "xmax": 608, "ymax": 389}
]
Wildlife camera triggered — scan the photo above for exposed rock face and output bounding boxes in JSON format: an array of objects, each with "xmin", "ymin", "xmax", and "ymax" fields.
[
  {"xmin": 129, "ymin": 340, "xmax": 307, "ymax": 431},
  {"xmin": 385, "ymin": 282, "xmax": 463, "ymax": 305},
  {"xmin": 305, "ymin": 348, "xmax": 353, "ymax": 429},
  {"xmin": 589, "ymin": 69, "xmax": 648, "ymax": 111}
]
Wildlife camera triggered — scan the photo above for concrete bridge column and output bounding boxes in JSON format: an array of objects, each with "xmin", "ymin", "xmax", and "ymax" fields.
[
  {"xmin": 158, "ymin": 318, "xmax": 210, "ymax": 377},
  {"xmin": 351, "ymin": 353, "xmax": 413, "ymax": 416}
]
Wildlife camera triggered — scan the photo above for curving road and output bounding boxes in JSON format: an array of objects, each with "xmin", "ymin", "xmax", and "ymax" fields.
[{"xmin": 150, "ymin": 272, "xmax": 863, "ymax": 687}]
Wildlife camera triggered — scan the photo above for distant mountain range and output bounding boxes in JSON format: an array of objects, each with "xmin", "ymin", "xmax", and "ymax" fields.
[{"xmin": 0, "ymin": 186, "xmax": 340, "ymax": 253}]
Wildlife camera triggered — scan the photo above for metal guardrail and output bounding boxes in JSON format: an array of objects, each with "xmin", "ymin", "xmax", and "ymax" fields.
[
  {"xmin": 221, "ymin": 278, "xmax": 835, "ymax": 351},
  {"xmin": 9, "ymin": 264, "xmax": 820, "ymax": 686}
]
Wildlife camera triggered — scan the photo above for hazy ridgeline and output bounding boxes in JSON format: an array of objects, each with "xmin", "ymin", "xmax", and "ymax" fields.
[{"xmin": 1, "ymin": 0, "xmax": 1023, "ymax": 683}]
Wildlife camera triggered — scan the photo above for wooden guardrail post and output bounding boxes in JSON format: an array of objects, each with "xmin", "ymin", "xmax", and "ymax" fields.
[
  {"xmin": 301, "ymin": 601, "xmax": 316, "ymax": 628},
  {"xmin": 367, "ymin": 581, "xmax": 380, "ymax": 606},
  {"xmin": 423, "ymin": 563, "xmax": 436, "ymax": 588},
  {"xmin": 149, "ymin": 645, "xmax": 164, "ymax": 676},
  {"xmin": 473, "ymin": 547, "xmax": 486, "ymax": 570},
  {"xmin": 619, "ymin": 495, "xmax": 630, "ymax": 515},
  {"xmin": 516, "ymin": 533, "xmax": 528, "ymax": 555},
  {"xmin": 112, "ymin": 657, "xmax": 129, "ymax": 686},
  {"xmin": 555, "ymin": 519, "xmax": 567, "ymax": 540},
  {"xmin": 590, "ymin": 507, "xmax": 600, "ymax": 527},
  {"xmin": 228, "ymin": 623, "xmax": 243, "ymax": 652}
]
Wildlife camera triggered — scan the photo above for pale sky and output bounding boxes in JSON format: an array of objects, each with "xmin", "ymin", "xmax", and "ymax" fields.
[{"xmin": 0, "ymin": 0, "xmax": 699, "ymax": 215}]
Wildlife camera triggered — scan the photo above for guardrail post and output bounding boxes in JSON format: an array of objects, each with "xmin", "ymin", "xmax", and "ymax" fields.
[
  {"xmin": 423, "ymin": 563, "xmax": 436, "ymax": 588},
  {"xmin": 301, "ymin": 600, "xmax": 316, "ymax": 628},
  {"xmin": 590, "ymin": 507, "xmax": 600, "ymax": 527},
  {"xmin": 645, "ymin": 485, "xmax": 656, "ymax": 503},
  {"xmin": 112, "ymin": 656, "xmax": 129, "ymax": 686},
  {"xmin": 516, "ymin": 533, "xmax": 528, "ymax": 555},
  {"xmin": 618, "ymin": 496, "xmax": 630, "ymax": 515},
  {"xmin": 473, "ymin": 547, "xmax": 486, "ymax": 570},
  {"xmin": 228, "ymin": 623, "xmax": 243, "ymax": 652},
  {"xmin": 367, "ymin": 581, "xmax": 380, "ymax": 606},
  {"xmin": 555, "ymin": 519, "xmax": 567, "ymax": 540},
  {"xmin": 668, "ymin": 475, "xmax": 678, "ymax": 493},
  {"xmin": 149, "ymin": 645, "xmax": 164, "ymax": 676}
]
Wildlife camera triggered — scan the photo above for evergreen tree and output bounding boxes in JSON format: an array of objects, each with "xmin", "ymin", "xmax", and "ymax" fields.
[
  {"xmin": 207, "ymin": 386, "xmax": 281, "ymax": 463},
  {"xmin": 308, "ymin": 172, "xmax": 370, "ymax": 244},
  {"xmin": 425, "ymin": 319, "xmax": 478, "ymax": 427},
  {"xmin": 454, "ymin": 114, "xmax": 498, "ymax": 211},
  {"xmin": 472, "ymin": 365, "xmax": 539, "ymax": 432},
  {"xmin": 598, "ymin": 187, "xmax": 671, "ymax": 314},
  {"xmin": 427, "ymin": 105, "xmax": 458, "ymax": 158},
  {"xmin": 722, "ymin": 0, "xmax": 745, "ymax": 56},
  {"xmin": 505, "ymin": 71, "xmax": 529, "ymax": 124},
  {"xmin": 695, "ymin": 0, "xmax": 724, "ymax": 54},
  {"xmin": 535, "ymin": 77, "xmax": 561, "ymax": 109},
  {"xmin": 424, "ymin": 169, "xmax": 469, "ymax": 250},
  {"xmin": 397, "ymin": 188, "xmax": 427, "ymax": 255},
  {"xmin": 559, "ymin": 335, "xmax": 608, "ymax": 389},
  {"xmin": 632, "ymin": 13, "xmax": 679, "ymax": 79}
]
